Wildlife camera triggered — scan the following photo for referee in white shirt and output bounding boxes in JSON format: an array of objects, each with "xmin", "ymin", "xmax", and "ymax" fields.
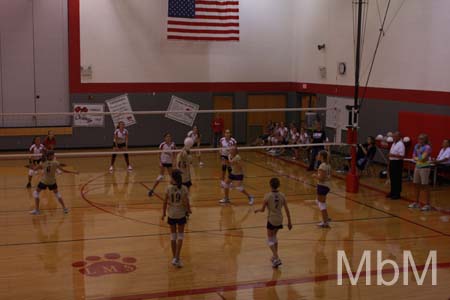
[{"xmin": 387, "ymin": 132, "xmax": 405, "ymax": 200}]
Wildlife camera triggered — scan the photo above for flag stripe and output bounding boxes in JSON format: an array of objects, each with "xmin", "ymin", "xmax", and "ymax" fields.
[
  {"xmin": 168, "ymin": 28, "xmax": 239, "ymax": 34},
  {"xmin": 168, "ymin": 20, "xmax": 239, "ymax": 27},
  {"xmin": 195, "ymin": 1, "xmax": 239, "ymax": 5},
  {"xmin": 196, "ymin": 8, "xmax": 239, "ymax": 13},
  {"xmin": 194, "ymin": 15, "xmax": 239, "ymax": 20},
  {"xmin": 168, "ymin": 35, "xmax": 239, "ymax": 41}
]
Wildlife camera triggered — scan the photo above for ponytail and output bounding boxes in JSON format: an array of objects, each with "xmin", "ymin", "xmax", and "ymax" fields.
[{"xmin": 171, "ymin": 169, "xmax": 183, "ymax": 189}]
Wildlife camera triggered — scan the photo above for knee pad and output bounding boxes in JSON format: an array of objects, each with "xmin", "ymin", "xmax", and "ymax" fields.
[
  {"xmin": 222, "ymin": 165, "xmax": 227, "ymax": 172},
  {"xmin": 54, "ymin": 191, "xmax": 62, "ymax": 199},
  {"xmin": 317, "ymin": 200, "xmax": 327, "ymax": 211},
  {"xmin": 177, "ymin": 233, "xmax": 184, "ymax": 240},
  {"xmin": 267, "ymin": 237, "xmax": 276, "ymax": 246},
  {"xmin": 170, "ymin": 233, "xmax": 177, "ymax": 241},
  {"xmin": 33, "ymin": 190, "xmax": 40, "ymax": 199},
  {"xmin": 236, "ymin": 186, "xmax": 244, "ymax": 192},
  {"xmin": 28, "ymin": 169, "xmax": 34, "ymax": 176},
  {"xmin": 156, "ymin": 175, "xmax": 164, "ymax": 182}
]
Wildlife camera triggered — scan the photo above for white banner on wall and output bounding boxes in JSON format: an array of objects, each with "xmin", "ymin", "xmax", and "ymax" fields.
[
  {"xmin": 326, "ymin": 96, "xmax": 354, "ymax": 143},
  {"xmin": 72, "ymin": 103, "xmax": 105, "ymax": 127},
  {"xmin": 105, "ymin": 94, "xmax": 136, "ymax": 128},
  {"xmin": 165, "ymin": 96, "xmax": 199, "ymax": 127},
  {"xmin": 326, "ymin": 96, "xmax": 354, "ymax": 129}
]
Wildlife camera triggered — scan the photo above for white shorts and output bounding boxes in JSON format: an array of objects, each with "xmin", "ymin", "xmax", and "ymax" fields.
[{"xmin": 413, "ymin": 168, "xmax": 430, "ymax": 185}]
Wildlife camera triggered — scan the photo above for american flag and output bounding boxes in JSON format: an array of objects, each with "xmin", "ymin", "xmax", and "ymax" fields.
[{"xmin": 167, "ymin": 0, "xmax": 240, "ymax": 41}]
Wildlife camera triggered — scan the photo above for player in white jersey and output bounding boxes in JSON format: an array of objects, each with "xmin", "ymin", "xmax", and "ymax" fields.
[
  {"xmin": 109, "ymin": 121, "xmax": 132, "ymax": 172},
  {"xmin": 30, "ymin": 151, "xmax": 78, "ymax": 215},
  {"xmin": 27, "ymin": 136, "xmax": 46, "ymax": 188},
  {"xmin": 219, "ymin": 129, "xmax": 237, "ymax": 183},
  {"xmin": 162, "ymin": 169, "xmax": 191, "ymax": 268},
  {"xmin": 187, "ymin": 125, "xmax": 203, "ymax": 166},
  {"xmin": 312, "ymin": 150, "xmax": 332, "ymax": 228},
  {"xmin": 255, "ymin": 178, "xmax": 292, "ymax": 268},
  {"xmin": 148, "ymin": 133, "xmax": 177, "ymax": 197}
]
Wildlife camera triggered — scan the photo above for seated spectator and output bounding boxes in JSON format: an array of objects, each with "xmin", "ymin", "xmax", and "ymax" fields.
[
  {"xmin": 433, "ymin": 138, "xmax": 450, "ymax": 184},
  {"xmin": 435, "ymin": 138, "xmax": 450, "ymax": 166},
  {"xmin": 298, "ymin": 127, "xmax": 309, "ymax": 144},
  {"xmin": 356, "ymin": 136, "xmax": 377, "ymax": 171},
  {"xmin": 288, "ymin": 126, "xmax": 300, "ymax": 160},
  {"xmin": 278, "ymin": 122, "xmax": 288, "ymax": 144}
]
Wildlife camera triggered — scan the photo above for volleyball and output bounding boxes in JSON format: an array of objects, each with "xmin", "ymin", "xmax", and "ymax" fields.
[
  {"xmin": 403, "ymin": 136, "xmax": 411, "ymax": 143},
  {"xmin": 386, "ymin": 136, "xmax": 394, "ymax": 143},
  {"xmin": 184, "ymin": 137, "xmax": 194, "ymax": 149},
  {"xmin": 376, "ymin": 134, "xmax": 384, "ymax": 141}
]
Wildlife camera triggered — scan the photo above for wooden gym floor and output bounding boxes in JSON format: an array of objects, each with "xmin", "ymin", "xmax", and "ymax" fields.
[{"xmin": 0, "ymin": 151, "xmax": 449, "ymax": 300}]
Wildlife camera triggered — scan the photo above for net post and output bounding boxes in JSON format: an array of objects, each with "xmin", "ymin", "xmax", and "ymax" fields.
[{"xmin": 346, "ymin": 107, "xmax": 359, "ymax": 193}]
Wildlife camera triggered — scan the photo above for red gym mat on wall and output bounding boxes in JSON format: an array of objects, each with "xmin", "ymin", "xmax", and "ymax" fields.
[{"xmin": 398, "ymin": 111, "xmax": 450, "ymax": 157}]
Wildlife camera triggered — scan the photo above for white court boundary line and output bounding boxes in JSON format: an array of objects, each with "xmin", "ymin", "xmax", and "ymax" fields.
[
  {"xmin": 0, "ymin": 143, "xmax": 350, "ymax": 160},
  {"xmin": 0, "ymin": 107, "xmax": 334, "ymax": 117}
]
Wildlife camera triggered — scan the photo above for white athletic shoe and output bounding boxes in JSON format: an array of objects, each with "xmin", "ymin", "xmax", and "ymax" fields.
[
  {"xmin": 421, "ymin": 205, "xmax": 432, "ymax": 211},
  {"xmin": 199, "ymin": 162, "xmax": 204, "ymax": 167},
  {"xmin": 272, "ymin": 258, "xmax": 282, "ymax": 268},
  {"xmin": 171, "ymin": 258, "xmax": 177, "ymax": 266},
  {"xmin": 109, "ymin": 166, "xmax": 114, "ymax": 173},
  {"xmin": 30, "ymin": 209, "xmax": 40, "ymax": 215},
  {"xmin": 248, "ymin": 196, "xmax": 255, "ymax": 206},
  {"xmin": 317, "ymin": 221, "xmax": 330, "ymax": 228},
  {"xmin": 127, "ymin": 165, "xmax": 133, "ymax": 172},
  {"xmin": 408, "ymin": 202, "xmax": 420, "ymax": 209},
  {"xmin": 219, "ymin": 198, "xmax": 231, "ymax": 204},
  {"xmin": 63, "ymin": 208, "xmax": 70, "ymax": 214},
  {"xmin": 175, "ymin": 259, "xmax": 183, "ymax": 268}
]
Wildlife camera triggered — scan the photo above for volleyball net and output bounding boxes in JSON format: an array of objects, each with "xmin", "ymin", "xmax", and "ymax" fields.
[{"xmin": 0, "ymin": 106, "xmax": 351, "ymax": 159}]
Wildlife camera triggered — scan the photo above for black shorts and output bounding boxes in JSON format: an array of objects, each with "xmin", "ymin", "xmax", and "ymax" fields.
[
  {"xmin": 31, "ymin": 159, "xmax": 42, "ymax": 165},
  {"xmin": 267, "ymin": 222, "xmax": 283, "ymax": 230},
  {"xmin": 113, "ymin": 143, "xmax": 127, "ymax": 148},
  {"xmin": 229, "ymin": 174, "xmax": 244, "ymax": 181},
  {"xmin": 168, "ymin": 217, "xmax": 187, "ymax": 226},
  {"xmin": 221, "ymin": 155, "xmax": 229, "ymax": 161},
  {"xmin": 182, "ymin": 181, "xmax": 192, "ymax": 188},
  {"xmin": 161, "ymin": 163, "xmax": 173, "ymax": 168},
  {"xmin": 38, "ymin": 182, "xmax": 58, "ymax": 191},
  {"xmin": 317, "ymin": 185, "xmax": 330, "ymax": 196}
]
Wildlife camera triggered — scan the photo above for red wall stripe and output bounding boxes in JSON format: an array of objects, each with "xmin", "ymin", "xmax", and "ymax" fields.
[{"xmin": 68, "ymin": 0, "xmax": 450, "ymax": 107}]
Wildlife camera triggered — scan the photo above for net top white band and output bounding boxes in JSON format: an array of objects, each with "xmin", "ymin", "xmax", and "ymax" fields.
[
  {"xmin": 0, "ymin": 107, "xmax": 335, "ymax": 117},
  {"xmin": 0, "ymin": 143, "xmax": 349, "ymax": 160}
]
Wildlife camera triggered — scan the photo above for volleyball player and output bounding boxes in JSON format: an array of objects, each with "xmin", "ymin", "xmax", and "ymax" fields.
[
  {"xmin": 219, "ymin": 147, "xmax": 254, "ymax": 205},
  {"xmin": 177, "ymin": 138, "xmax": 193, "ymax": 191},
  {"xmin": 313, "ymin": 150, "xmax": 332, "ymax": 228},
  {"xmin": 27, "ymin": 136, "xmax": 45, "ymax": 188},
  {"xmin": 219, "ymin": 129, "xmax": 237, "ymax": 184},
  {"xmin": 161, "ymin": 169, "xmax": 191, "ymax": 268},
  {"xmin": 30, "ymin": 151, "xmax": 78, "ymax": 215},
  {"xmin": 255, "ymin": 177, "xmax": 292, "ymax": 268},
  {"xmin": 148, "ymin": 133, "xmax": 176, "ymax": 197},
  {"xmin": 187, "ymin": 125, "xmax": 203, "ymax": 166},
  {"xmin": 109, "ymin": 121, "xmax": 132, "ymax": 172}
]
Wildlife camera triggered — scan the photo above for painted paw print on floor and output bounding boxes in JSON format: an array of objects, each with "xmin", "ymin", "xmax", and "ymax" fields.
[{"xmin": 72, "ymin": 253, "xmax": 137, "ymax": 277}]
